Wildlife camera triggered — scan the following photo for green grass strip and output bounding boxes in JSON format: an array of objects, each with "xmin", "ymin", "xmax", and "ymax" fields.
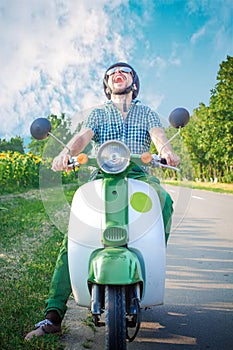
[{"xmin": 0, "ymin": 191, "xmax": 68, "ymax": 350}]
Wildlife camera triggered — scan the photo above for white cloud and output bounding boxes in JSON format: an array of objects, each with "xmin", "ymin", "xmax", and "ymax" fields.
[
  {"xmin": 141, "ymin": 92, "xmax": 165, "ymax": 114},
  {"xmin": 147, "ymin": 45, "xmax": 181, "ymax": 78},
  {"xmin": 190, "ymin": 26, "xmax": 206, "ymax": 44},
  {"xmin": 188, "ymin": 0, "xmax": 233, "ymax": 51},
  {"xmin": 148, "ymin": 56, "xmax": 167, "ymax": 77},
  {"xmin": 0, "ymin": 0, "xmax": 139, "ymax": 139},
  {"xmin": 169, "ymin": 42, "xmax": 181, "ymax": 66}
]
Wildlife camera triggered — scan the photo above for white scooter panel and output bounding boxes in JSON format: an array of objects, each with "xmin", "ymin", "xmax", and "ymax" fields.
[{"xmin": 68, "ymin": 178, "xmax": 166, "ymax": 307}]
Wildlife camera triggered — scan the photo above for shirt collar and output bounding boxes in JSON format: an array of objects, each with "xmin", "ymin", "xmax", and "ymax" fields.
[{"xmin": 105, "ymin": 99, "xmax": 140, "ymax": 106}]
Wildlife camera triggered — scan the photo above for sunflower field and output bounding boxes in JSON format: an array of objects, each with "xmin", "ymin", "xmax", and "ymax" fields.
[{"xmin": 0, "ymin": 152, "xmax": 42, "ymax": 194}]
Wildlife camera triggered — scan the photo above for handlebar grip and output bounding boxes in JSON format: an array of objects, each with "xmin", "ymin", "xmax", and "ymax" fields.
[
  {"xmin": 67, "ymin": 157, "xmax": 77, "ymax": 169},
  {"xmin": 160, "ymin": 158, "xmax": 167, "ymax": 165}
]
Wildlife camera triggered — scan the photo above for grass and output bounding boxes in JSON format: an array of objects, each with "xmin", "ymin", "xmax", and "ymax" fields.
[
  {"xmin": 82, "ymin": 339, "xmax": 94, "ymax": 349},
  {"xmin": 81, "ymin": 314, "xmax": 96, "ymax": 333},
  {"xmin": 0, "ymin": 187, "xmax": 76, "ymax": 350},
  {"xmin": 0, "ymin": 181, "xmax": 232, "ymax": 349},
  {"xmin": 163, "ymin": 180, "xmax": 233, "ymax": 194}
]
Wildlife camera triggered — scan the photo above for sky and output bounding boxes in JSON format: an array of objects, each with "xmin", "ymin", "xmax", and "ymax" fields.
[{"xmin": 0, "ymin": 0, "xmax": 232, "ymax": 142}]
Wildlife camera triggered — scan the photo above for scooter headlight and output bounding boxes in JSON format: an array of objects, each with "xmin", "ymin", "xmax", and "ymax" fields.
[{"xmin": 97, "ymin": 141, "xmax": 130, "ymax": 174}]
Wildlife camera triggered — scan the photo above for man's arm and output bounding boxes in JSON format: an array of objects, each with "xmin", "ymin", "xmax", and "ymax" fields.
[
  {"xmin": 52, "ymin": 127, "xmax": 94, "ymax": 171},
  {"xmin": 149, "ymin": 127, "xmax": 180, "ymax": 167}
]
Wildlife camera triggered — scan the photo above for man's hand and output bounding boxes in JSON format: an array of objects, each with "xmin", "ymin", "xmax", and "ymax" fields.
[
  {"xmin": 52, "ymin": 153, "xmax": 70, "ymax": 171},
  {"xmin": 51, "ymin": 127, "xmax": 94, "ymax": 172},
  {"xmin": 160, "ymin": 150, "xmax": 180, "ymax": 167},
  {"xmin": 150, "ymin": 127, "xmax": 180, "ymax": 167}
]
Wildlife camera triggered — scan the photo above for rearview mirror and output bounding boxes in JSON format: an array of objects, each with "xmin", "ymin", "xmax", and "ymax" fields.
[
  {"xmin": 169, "ymin": 108, "xmax": 190, "ymax": 128},
  {"xmin": 30, "ymin": 118, "xmax": 52, "ymax": 140}
]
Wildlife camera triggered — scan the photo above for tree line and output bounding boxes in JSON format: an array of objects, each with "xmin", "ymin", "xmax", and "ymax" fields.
[{"xmin": 182, "ymin": 55, "xmax": 233, "ymax": 183}]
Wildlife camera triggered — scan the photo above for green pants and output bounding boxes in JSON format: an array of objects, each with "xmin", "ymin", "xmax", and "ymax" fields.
[{"xmin": 45, "ymin": 172, "xmax": 173, "ymax": 319}]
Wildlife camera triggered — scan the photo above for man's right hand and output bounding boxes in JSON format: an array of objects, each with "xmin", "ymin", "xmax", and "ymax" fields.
[{"xmin": 52, "ymin": 153, "xmax": 70, "ymax": 171}]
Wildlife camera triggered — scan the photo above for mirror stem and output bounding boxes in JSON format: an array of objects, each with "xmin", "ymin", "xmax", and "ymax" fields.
[
  {"xmin": 159, "ymin": 127, "xmax": 181, "ymax": 157},
  {"xmin": 48, "ymin": 132, "xmax": 71, "ymax": 155}
]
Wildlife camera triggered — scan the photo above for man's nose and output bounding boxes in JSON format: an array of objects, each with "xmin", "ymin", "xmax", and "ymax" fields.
[{"xmin": 115, "ymin": 68, "xmax": 122, "ymax": 73}]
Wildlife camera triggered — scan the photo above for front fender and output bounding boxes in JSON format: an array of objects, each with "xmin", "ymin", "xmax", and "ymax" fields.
[{"xmin": 88, "ymin": 247, "xmax": 143, "ymax": 285}]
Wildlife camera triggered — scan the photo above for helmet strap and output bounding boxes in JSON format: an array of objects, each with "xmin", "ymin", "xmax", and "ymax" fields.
[{"xmin": 123, "ymin": 97, "xmax": 127, "ymax": 112}]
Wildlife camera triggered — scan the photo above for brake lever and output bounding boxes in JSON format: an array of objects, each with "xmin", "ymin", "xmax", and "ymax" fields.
[{"xmin": 160, "ymin": 163, "xmax": 180, "ymax": 172}]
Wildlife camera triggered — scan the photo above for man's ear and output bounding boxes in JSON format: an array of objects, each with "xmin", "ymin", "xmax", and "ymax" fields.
[{"xmin": 132, "ymin": 83, "xmax": 137, "ymax": 91}]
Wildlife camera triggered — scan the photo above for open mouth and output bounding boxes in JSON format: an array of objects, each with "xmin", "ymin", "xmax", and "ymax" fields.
[{"xmin": 114, "ymin": 75, "xmax": 125, "ymax": 83}]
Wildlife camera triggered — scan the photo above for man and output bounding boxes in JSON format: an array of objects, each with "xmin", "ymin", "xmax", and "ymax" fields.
[{"xmin": 25, "ymin": 62, "xmax": 179, "ymax": 340}]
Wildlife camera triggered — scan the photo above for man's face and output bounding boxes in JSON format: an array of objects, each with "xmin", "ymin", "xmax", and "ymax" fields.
[{"xmin": 106, "ymin": 67, "xmax": 133, "ymax": 95}]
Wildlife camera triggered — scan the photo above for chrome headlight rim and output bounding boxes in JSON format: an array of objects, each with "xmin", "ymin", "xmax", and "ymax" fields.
[{"xmin": 97, "ymin": 140, "xmax": 130, "ymax": 174}]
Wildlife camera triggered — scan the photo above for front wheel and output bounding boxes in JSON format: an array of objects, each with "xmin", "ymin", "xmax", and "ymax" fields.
[{"xmin": 105, "ymin": 285, "xmax": 126, "ymax": 350}]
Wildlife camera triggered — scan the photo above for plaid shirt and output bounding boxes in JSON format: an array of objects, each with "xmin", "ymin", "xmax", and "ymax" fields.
[{"xmin": 84, "ymin": 100, "xmax": 162, "ymax": 154}]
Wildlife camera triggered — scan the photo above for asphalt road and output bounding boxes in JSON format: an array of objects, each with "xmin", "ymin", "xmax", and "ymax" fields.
[
  {"xmin": 127, "ymin": 186, "xmax": 233, "ymax": 350},
  {"xmin": 63, "ymin": 186, "xmax": 233, "ymax": 350}
]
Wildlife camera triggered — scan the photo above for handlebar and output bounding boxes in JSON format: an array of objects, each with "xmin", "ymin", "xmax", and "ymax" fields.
[
  {"xmin": 142, "ymin": 154, "xmax": 180, "ymax": 172},
  {"xmin": 67, "ymin": 153, "xmax": 180, "ymax": 172}
]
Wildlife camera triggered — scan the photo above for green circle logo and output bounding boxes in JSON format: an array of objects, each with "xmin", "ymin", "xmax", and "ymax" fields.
[{"xmin": 130, "ymin": 192, "xmax": 153, "ymax": 213}]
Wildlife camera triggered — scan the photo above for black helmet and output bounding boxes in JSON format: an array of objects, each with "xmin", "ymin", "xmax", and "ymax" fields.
[{"xmin": 103, "ymin": 62, "xmax": 140, "ymax": 100}]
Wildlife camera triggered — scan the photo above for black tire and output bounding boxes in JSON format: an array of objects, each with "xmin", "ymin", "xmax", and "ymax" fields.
[{"xmin": 105, "ymin": 285, "xmax": 127, "ymax": 350}]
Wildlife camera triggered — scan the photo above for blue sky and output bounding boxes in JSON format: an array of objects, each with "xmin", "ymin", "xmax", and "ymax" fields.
[{"xmin": 0, "ymin": 0, "xmax": 232, "ymax": 141}]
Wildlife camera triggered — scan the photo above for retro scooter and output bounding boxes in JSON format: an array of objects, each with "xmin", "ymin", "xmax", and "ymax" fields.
[{"xmin": 30, "ymin": 107, "xmax": 189, "ymax": 350}]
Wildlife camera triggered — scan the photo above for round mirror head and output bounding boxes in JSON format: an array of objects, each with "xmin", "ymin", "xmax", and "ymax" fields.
[
  {"xmin": 169, "ymin": 108, "xmax": 190, "ymax": 128},
  {"xmin": 30, "ymin": 118, "xmax": 51, "ymax": 140}
]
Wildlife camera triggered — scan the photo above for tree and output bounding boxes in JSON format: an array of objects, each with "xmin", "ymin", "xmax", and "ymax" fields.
[
  {"xmin": 183, "ymin": 55, "xmax": 233, "ymax": 182},
  {"xmin": 182, "ymin": 103, "xmax": 210, "ymax": 179},
  {"xmin": 208, "ymin": 55, "xmax": 233, "ymax": 181},
  {"xmin": 0, "ymin": 136, "xmax": 25, "ymax": 154}
]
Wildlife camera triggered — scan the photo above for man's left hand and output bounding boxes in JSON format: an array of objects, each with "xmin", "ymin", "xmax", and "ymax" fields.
[{"xmin": 161, "ymin": 151, "xmax": 180, "ymax": 167}]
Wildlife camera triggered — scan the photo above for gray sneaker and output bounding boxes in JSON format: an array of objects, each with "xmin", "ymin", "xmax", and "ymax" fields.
[{"xmin": 25, "ymin": 319, "xmax": 62, "ymax": 340}]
